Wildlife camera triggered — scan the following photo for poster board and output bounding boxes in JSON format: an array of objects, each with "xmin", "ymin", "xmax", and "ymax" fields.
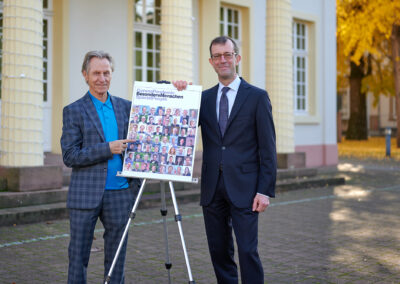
[{"xmin": 119, "ymin": 81, "xmax": 202, "ymax": 183}]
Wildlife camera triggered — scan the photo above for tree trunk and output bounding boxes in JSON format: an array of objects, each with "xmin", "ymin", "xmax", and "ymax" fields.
[
  {"xmin": 391, "ymin": 24, "xmax": 400, "ymax": 147},
  {"xmin": 346, "ymin": 58, "xmax": 368, "ymax": 140}
]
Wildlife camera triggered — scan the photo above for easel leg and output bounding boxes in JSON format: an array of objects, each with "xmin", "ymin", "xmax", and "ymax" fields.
[
  {"xmin": 160, "ymin": 181, "xmax": 172, "ymax": 284},
  {"xmin": 168, "ymin": 181, "xmax": 196, "ymax": 284},
  {"xmin": 104, "ymin": 179, "xmax": 147, "ymax": 284}
]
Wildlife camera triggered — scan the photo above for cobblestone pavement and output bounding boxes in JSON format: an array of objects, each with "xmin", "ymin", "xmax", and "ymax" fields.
[{"xmin": 1, "ymin": 158, "xmax": 400, "ymax": 283}]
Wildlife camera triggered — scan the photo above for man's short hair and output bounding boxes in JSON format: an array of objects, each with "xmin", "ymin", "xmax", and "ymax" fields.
[
  {"xmin": 209, "ymin": 36, "xmax": 239, "ymax": 57},
  {"xmin": 81, "ymin": 50, "xmax": 114, "ymax": 73}
]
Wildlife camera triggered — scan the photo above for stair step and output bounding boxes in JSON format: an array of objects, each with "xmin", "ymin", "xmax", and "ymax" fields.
[
  {"xmin": 276, "ymin": 176, "xmax": 345, "ymax": 192},
  {"xmin": 0, "ymin": 176, "xmax": 345, "ymax": 210},
  {"xmin": 0, "ymin": 182, "xmax": 200, "ymax": 209},
  {"xmin": 0, "ymin": 188, "xmax": 68, "ymax": 209},
  {"xmin": 0, "ymin": 189, "xmax": 201, "ymax": 227},
  {"xmin": 0, "ymin": 202, "xmax": 69, "ymax": 227},
  {"xmin": 277, "ymin": 168, "xmax": 317, "ymax": 180},
  {"xmin": 139, "ymin": 188, "xmax": 200, "ymax": 209},
  {"xmin": 0, "ymin": 174, "xmax": 346, "ymax": 226},
  {"xmin": 141, "ymin": 180, "xmax": 200, "ymax": 194}
]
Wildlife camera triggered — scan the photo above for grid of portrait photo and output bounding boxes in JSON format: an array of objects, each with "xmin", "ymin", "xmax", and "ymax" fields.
[{"xmin": 123, "ymin": 105, "xmax": 198, "ymax": 177}]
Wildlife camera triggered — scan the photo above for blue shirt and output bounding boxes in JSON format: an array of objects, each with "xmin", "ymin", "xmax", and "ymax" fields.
[{"xmin": 90, "ymin": 92, "xmax": 129, "ymax": 190}]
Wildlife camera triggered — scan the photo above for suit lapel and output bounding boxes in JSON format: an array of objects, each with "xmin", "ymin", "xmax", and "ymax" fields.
[
  {"xmin": 225, "ymin": 79, "xmax": 251, "ymax": 132},
  {"xmin": 111, "ymin": 95, "xmax": 126, "ymax": 140},
  {"xmin": 82, "ymin": 92, "xmax": 106, "ymax": 142},
  {"xmin": 207, "ymin": 84, "xmax": 222, "ymax": 139}
]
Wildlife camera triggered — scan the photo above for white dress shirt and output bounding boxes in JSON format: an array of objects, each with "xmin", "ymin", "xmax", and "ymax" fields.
[{"xmin": 216, "ymin": 75, "xmax": 241, "ymax": 118}]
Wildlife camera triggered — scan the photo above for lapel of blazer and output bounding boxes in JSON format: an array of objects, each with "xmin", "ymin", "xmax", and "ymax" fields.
[
  {"xmin": 226, "ymin": 78, "xmax": 251, "ymax": 132},
  {"xmin": 82, "ymin": 92, "xmax": 106, "ymax": 141},
  {"xmin": 110, "ymin": 95, "xmax": 126, "ymax": 140},
  {"xmin": 207, "ymin": 84, "xmax": 222, "ymax": 139}
]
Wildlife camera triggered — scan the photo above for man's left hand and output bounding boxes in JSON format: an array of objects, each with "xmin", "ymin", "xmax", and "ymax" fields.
[{"xmin": 252, "ymin": 193, "xmax": 270, "ymax": 212}]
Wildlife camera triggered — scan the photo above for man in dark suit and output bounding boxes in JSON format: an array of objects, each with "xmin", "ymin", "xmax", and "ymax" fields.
[
  {"xmin": 61, "ymin": 51, "xmax": 140, "ymax": 284},
  {"xmin": 199, "ymin": 36, "xmax": 277, "ymax": 283},
  {"xmin": 171, "ymin": 35, "xmax": 276, "ymax": 283}
]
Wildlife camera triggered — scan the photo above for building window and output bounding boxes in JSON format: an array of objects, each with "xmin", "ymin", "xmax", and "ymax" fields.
[
  {"xmin": 43, "ymin": 2, "xmax": 52, "ymax": 103},
  {"xmin": 390, "ymin": 95, "xmax": 397, "ymax": 121},
  {"xmin": 293, "ymin": 21, "xmax": 308, "ymax": 114},
  {"xmin": 134, "ymin": 0, "xmax": 161, "ymax": 82},
  {"xmin": 43, "ymin": 18, "xmax": 49, "ymax": 102},
  {"xmin": 338, "ymin": 89, "xmax": 350, "ymax": 120},
  {"xmin": 220, "ymin": 6, "xmax": 240, "ymax": 41},
  {"xmin": 220, "ymin": 6, "xmax": 241, "ymax": 73}
]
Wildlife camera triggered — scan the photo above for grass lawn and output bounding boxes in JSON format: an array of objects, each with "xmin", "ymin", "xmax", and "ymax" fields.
[{"xmin": 338, "ymin": 137, "xmax": 400, "ymax": 160}]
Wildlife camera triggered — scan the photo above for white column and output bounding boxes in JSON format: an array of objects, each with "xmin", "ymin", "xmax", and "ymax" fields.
[
  {"xmin": 0, "ymin": 0, "xmax": 44, "ymax": 166},
  {"xmin": 266, "ymin": 0, "xmax": 294, "ymax": 153},
  {"xmin": 160, "ymin": 0, "xmax": 193, "ymax": 82}
]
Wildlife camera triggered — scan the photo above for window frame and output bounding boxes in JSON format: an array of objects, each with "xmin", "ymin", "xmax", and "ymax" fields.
[
  {"xmin": 389, "ymin": 94, "xmax": 397, "ymax": 121},
  {"xmin": 219, "ymin": 6, "xmax": 241, "ymax": 43},
  {"xmin": 43, "ymin": 5, "xmax": 53, "ymax": 105},
  {"xmin": 219, "ymin": 5, "xmax": 242, "ymax": 74},
  {"xmin": 293, "ymin": 20, "xmax": 309, "ymax": 115},
  {"xmin": 133, "ymin": 0, "xmax": 161, "ymax": 82},
  {"xmin": 338, "ymin": 88, "xmax": 350, "ymax": 120}
]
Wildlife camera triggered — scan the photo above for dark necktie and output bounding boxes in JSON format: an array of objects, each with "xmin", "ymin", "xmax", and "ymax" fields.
[{"xmin": 219, "ymin": 86, "xmax": 230, "ymax": 136}]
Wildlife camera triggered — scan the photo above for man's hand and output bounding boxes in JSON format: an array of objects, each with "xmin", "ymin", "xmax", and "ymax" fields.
[
  {"xmin": 172, "ymin": 80, "xmax": 191, "ymax": 91},
  {"xmin": 109, "ymin": 139, "xmax": 133, "ymax": 154},
  {"xmin": 252, "ymin": 193, "xmax": 270, "ymax": 213}
]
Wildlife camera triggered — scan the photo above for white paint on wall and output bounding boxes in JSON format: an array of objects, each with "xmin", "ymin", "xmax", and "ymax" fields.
[
  {"xmin": 321, "ymin": 0, "xmax": 337, "ymax": 145},
  {"xmin": 292, "ymin": 0, "xmax": 337, "ymax": 147},
  {"xmin": 250, "ymin": 0, "xmax": 266, "ymax": 89},
  {"xmin": 68, "ymin": 0, "xmax": 130, "ymax": 104}
]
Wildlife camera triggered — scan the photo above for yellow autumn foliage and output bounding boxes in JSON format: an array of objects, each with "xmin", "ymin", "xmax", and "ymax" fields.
[
  {"xmin": 337, "ymin": 0, "xmax": 400, "ymax": 64},
  {"xmin": 337, "ymin": 0, "xmax": 400, "ymax": 117},
  {"xmin": 338, "ymin": 137, "xmax": 400, "ymax": 160}
]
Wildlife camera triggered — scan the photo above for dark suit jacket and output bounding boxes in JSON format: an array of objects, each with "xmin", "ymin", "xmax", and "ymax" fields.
[
  {"xmin": 199, "ymin": 79, "xmax": 277, "ymax": 208},
  {"xmin": 61, "ymin": 92, "xmax": 140, "ymax": 209}
]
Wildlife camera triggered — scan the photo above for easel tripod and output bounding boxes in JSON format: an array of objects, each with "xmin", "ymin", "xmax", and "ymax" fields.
[{"xmin": 104, "ymin": 178, "xmax": 196, "ymax": 284}]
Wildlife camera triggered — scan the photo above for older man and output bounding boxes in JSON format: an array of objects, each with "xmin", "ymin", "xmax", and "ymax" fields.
[
  {"xmin": 61, "ymin": 51, "xmax": 140, "ymax": 284},
  {"xmin": 61, "ymin": 50, "xmax": 184, "ymax": 283},
  {"xmin": 61, "ymin": 51, "xmax": 141, "ymax": 284}
]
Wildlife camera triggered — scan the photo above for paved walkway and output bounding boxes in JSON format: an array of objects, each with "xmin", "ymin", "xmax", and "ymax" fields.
[{"xmin": 1, "ymin": 158, "xmax": 400, "ymax": 283}]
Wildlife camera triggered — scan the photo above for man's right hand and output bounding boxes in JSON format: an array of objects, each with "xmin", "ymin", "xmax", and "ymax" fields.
[
  {"xmin": 109, "ymin": 139, "xmax": 133, "ymax": 154},
  {"xmin": 172, "ymin": 80, "xmax": 191, "ymax": 91}
]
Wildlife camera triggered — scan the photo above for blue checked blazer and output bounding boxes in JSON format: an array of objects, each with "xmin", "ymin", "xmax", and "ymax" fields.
[{"xmin": 61, "ymin": 92, "xmax": 140, "ymax": 209}]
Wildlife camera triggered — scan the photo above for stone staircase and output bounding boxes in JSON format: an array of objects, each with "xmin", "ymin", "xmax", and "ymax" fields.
[{"xmin": 0, "ymin": 154, "xmax": 345, "ymax": 226}]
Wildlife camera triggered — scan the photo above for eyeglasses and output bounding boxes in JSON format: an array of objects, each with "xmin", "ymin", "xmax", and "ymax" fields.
[{"xmin": 211, "ymin": 52, "xmax": 237, "ymax": 61}]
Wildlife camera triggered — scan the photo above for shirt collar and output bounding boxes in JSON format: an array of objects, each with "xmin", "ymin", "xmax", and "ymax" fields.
[
  {"xmin": 218, "ymin": 75, "xmax": 241, "ymax": 93},
  {"xmin": 89, "ymin": 91, "xmax": 112, "ymax": 110}
]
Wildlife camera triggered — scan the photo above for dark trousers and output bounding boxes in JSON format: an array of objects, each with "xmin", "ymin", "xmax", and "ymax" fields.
[
  {"xmin": 68, "ymin": 188, "xmax": 136, "ymax": 284},
  {"xmin": 202, "ymin": 174, "xmax": 264, "ymax": 284}
]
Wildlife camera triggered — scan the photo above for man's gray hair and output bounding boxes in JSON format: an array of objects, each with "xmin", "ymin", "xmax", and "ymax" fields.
[{"xmin": 81, "ymin": 50, "xmax": 114, "ymax": 73}]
